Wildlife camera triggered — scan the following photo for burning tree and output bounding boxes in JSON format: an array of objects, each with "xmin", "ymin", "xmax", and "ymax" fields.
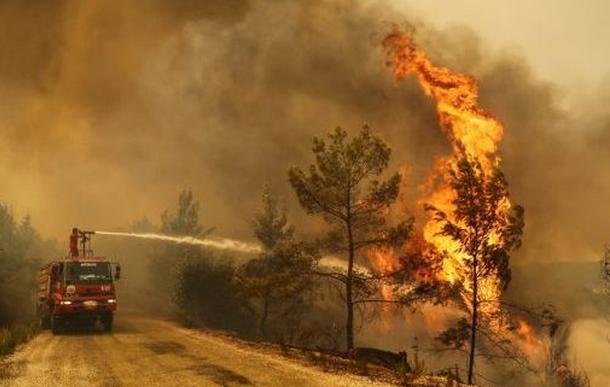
[
  {"xmin": 428, "ymin": 154, "xmax": 524, "ymax": 384},
  {"xmin": 289, "ymin": 126, "xmax": 412, "ymax": 350},
  {"xmin": 238, "ymin": 186, "xmax": 316, "ymax": 342},
  {"xmin": 382, "ymin": 28, "xmax": 530, "ymax": 384}
]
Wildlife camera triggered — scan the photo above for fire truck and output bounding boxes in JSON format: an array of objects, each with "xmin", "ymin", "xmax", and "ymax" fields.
[{"xmin": 37, "ymin": 228, "xmax": 121, "ymax": 334}]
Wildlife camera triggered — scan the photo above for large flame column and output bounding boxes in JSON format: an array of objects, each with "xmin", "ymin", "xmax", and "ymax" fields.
[{"xmin": 382, "ymin": 30, "xmax": 510, "ymax": 313}]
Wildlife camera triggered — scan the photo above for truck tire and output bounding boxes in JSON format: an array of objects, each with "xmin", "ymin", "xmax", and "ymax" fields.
[{"xmin": 102, "ymin": 314, "xmax": 113, "ymax": 332}]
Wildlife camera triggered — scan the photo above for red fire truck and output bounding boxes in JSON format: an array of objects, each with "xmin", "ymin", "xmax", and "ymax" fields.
[{"xmin": 37, "ymin": 229, "xmax": 121, "ymax": 334}]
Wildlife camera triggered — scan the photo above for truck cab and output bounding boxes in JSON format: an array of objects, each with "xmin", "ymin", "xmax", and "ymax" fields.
[{"xmin": 37, "ymin": 229, "xmax": 121, "ymax": 334}]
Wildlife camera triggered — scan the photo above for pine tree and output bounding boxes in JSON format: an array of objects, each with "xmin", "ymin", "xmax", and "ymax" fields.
[
  {"xmin": 428, "ymin": 154, "xmax": 524, "ymax": 384},
  {"xmin": 238, "ymin": 186, "xmax": 314, "ymax": 341},
  {"xmin": 288, "ymin": 125, "xmax": 412, "ymax": 349}
]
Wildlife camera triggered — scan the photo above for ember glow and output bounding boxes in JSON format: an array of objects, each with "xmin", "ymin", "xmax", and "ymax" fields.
[
  {"xmin": 382, "ymin": 30, "xmax": 514, "ymax": 315},
  {"xmin": 368, "ymin": 247, "xmax": 397, "ymax": 301}
]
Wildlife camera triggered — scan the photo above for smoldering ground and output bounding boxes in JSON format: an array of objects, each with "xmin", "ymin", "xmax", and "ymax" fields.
[{"xmin": 0, "ymin": 0, "xmax": 609, "ymax": 384}]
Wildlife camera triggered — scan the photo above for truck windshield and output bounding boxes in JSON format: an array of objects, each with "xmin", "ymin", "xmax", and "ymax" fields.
[{"xmin": 65, "ymin": 262, "xmax": 112, "ymax": 282}]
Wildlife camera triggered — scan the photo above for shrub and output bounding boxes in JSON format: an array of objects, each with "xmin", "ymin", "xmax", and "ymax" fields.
[{"xmin": 173, "ymin": 255, "xmax": 256, "ymax": 337}]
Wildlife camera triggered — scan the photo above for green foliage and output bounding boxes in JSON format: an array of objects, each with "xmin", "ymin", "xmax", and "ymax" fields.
[
  {"xmin": 251, "ymin": 185, "xmax": 294, "ymax": 251},
  {"xmin": 0, "ymin": 202, "xmax": 52, "ymax": 356},
  {"xmin": 239, "ymin": 187, "xmax": 315, "ymax": 342},
  {"xmin": 173, "ymin": 255, "xmax": 255, "ymax": 336},
  {"xmin": 153, "ymin": 190, "xmax": 257, "ymax": 336},
  {"xmin": 153, "ymin": 190, "xmax": 215, "ymax": 302},
  {"xmin": 0, "ymin": 204, "xmax": 54, "ymax": 326},
  {"xmin": 161, "ymin": 190, "xmax": 214, "ymax": 237},
  {"xmin": 288, "ymin": 126, "xmax": 412, "ymax": 252},
  {"xmin": 288, "ymin": 125, "xmax": 412, "ymax": 349},
  {"xmin": 238, "ymin": 242, "xmax": 316, "ymax": 341}
]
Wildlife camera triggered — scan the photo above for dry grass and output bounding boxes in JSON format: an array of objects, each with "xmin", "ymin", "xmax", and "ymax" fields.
[{"xmin": 0, "ymin": 324, "xmax": 37, "ymax": 357}]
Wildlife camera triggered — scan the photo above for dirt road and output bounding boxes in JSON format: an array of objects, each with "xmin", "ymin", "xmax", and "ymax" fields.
[{"xmin": 0, "ymin": 312, "xmax": 390, "ymax": 387}]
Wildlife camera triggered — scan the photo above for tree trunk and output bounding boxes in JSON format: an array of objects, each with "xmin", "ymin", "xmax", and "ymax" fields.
[
  {"xmin": 345, "ymin": 274, "xmax": 354, "ymax": 350},
  {"xmin": 345, "ymin": 216, "xmax": 355, "ymax": 350},
  {"xmin": 467, "ymin": 256, "xmax": 478, "ymax": 385}
]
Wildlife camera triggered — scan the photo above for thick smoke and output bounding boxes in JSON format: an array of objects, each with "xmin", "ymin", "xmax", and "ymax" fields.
[
  {"xmin": 0, "ymin": 1, "xmax": 607, "ymax": 264},
  {"xmin": 1, "ymin": 0, "xmax": 609, "ymax": 383}
]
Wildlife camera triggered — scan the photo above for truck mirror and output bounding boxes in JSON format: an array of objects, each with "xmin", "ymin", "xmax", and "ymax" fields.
[{"xmin": 114, "ymin": 264, "xmax": 121, "ymax": 281}]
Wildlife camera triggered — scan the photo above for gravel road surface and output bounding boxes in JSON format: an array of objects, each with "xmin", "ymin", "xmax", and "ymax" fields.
[{"xmin": 0, "ymin": 312, "xmax": 391, "ymax": 387}]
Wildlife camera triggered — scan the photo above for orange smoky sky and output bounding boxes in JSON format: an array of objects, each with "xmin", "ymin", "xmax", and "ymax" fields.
[{"xmin": 0, "ymin": 0, "xmax": 608, "ymax": 263}]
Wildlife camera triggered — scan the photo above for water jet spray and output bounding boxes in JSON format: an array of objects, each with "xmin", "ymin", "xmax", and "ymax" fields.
[{"xmin": 94, "ymin": 230, "xmax": 262, "ymax": 254}]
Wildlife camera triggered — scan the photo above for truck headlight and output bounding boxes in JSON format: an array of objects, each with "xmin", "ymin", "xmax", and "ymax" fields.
[
  {"xmin": 107, "ymin": 299, "xmax": 116, "ymax": 304},
  {"xmin": 60, "ymin": 300, "xmax": 72, "ymax": 305}
]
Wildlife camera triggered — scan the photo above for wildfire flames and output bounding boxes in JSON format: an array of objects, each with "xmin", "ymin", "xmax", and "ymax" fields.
[
  {"xmin": 365, "ymin": 29, "xmax": 553, "ymax": 373},
  {"xmin": 380, "ymin": 29, "xmax": 514, "ymax": 315}
]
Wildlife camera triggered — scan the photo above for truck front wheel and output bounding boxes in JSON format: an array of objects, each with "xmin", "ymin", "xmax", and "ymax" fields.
[{"xmin": 102, "ymin": 314, "xmax": 113, "ymax": 332}]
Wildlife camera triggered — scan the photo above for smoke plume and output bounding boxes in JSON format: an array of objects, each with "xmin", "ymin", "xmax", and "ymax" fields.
[{"xmin": 0, "ymin": 1, "xmax": 607, "ymax": 281}]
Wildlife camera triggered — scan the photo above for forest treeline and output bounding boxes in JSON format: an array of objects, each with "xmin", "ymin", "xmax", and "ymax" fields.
[{"xmin": 0, "ymin": 205, "xmax": 58, "ymax": 354}]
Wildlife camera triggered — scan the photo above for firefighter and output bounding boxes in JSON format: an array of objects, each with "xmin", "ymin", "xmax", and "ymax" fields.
[{"xmin": 70, "ymin": 227, "xmax": 79, "ymax": 257}]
